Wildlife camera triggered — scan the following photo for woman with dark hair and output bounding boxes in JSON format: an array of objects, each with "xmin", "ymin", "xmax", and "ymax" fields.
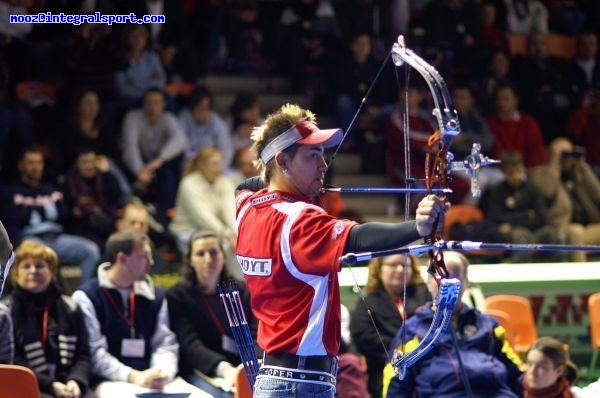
[
  {"xmin": 166, "ymin": 230, "xmax": 257, "ymax": 396},
  {"xmin": 524, "ymin": 336, "xmax": 580, "ymax": 397},
  {"xmin": 62, "ymin": 89, "xmax": 131, "ymax": 203},
  {"xmin": 350, "ymin": 253, "xmax": 430, "ymax": 398},
  {"xmin": 1, "ymin": 241, "xmax": 94, "ymax": 398}
]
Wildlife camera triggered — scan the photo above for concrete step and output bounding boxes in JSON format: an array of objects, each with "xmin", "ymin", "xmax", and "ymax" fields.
[
  {"xmin": 204, "ymin": 75, "xmax": 291, "ymax": 95},
  {"xmin": 213, "ymin": 93, "xmax": 310, "ymax": 116}
]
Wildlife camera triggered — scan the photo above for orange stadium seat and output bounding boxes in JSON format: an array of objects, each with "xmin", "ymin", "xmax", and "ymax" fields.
[
  {"xmin": 0, "ymin": 364, "xmax": 41, "ymax": 398},
  {"xmin": 486, "ymin": 308, "xmax": 517, "ymax": 347},
  {"xmin": 507, "ymin": 34, "xmax": 576, "ymax": 59},
  {"xmin": 443, "ymin": 204, "xmax": 484, "ymax": 241},
  {"xmin": 235, "ymin": 367, "xmax": 253, "ymax": 398},
  {"xmin": 588, "ymin": 293, "xmax": 600, "ymax": 374},
  {"xmin": 485, "ymin": 294, "xmax": 538, "ymax": 356}
]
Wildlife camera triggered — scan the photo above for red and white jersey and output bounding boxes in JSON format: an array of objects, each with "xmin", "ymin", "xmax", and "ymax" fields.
[{"xmin": 235, "ymin": 189, "xmax": 357, "ymax": 356}]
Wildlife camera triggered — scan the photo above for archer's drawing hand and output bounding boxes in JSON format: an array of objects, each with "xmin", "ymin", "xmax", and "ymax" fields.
[{"xmin": 415, "ymin": 195, "xmax": 449, "ymax": 237}]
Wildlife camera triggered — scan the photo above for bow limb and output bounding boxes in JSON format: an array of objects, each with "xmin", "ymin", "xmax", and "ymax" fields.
[
  {"xmin": 389, "ymin": 35, "xmax": 469, "ymax": 391},
  {"xmin": 391, "ymin": 277, "xmax": 461, "ymax": 379}
]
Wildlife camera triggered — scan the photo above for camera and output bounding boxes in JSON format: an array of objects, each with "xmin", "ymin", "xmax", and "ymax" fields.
[{"xmin": 561, "ymin": 149, "xmax": 585, "ymax": 159}]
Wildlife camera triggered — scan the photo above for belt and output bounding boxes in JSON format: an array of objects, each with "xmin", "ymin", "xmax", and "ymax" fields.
[
  {"xmin": 258, "ymin": 366, "xmax": 336, "ymax": 386},
  {"xmin": 263, "ymin": 352, "xmax": 339, "ymax": 375}
]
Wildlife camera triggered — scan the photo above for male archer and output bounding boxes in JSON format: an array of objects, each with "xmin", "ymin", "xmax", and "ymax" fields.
[{"xmin": 235, "ymin": 103, "xmax": 447, "ymax": 397}]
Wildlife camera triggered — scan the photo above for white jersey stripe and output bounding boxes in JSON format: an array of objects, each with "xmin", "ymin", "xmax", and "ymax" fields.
[{"xmin": 274, "ymin": 201, "xmax": 329, "ymax": 356}]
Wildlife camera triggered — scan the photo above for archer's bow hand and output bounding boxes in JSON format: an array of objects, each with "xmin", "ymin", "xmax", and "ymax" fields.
[{"xmin": 415, "ymin": 195, "xmax": 449, "ymax": 237}]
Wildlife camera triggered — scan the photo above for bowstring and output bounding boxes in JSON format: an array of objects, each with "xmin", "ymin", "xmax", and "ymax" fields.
[
  {"xmin": 401, "ymin": 64, "xmax": 411, "ymax": 358},
  {"xmin": 323, "ymin": 50, "xmax": 394, "ymax": 360}
]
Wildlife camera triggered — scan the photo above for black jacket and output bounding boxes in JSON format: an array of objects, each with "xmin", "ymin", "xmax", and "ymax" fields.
[
  {"xmin": 350, "ymin": 284, "xmax": 430, "ymax": 398},
  {"xmin": 166, "ymin": 281, "xmax": 259, "ymax": 378},
  {"xmin": 4, "ymin": 284, "xmax": 91, "ymax": 395}
]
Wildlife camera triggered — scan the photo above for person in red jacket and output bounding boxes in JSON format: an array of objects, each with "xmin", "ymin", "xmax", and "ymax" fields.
[{"xmin": 486, "ymin": 84, "xmax": 547, "ymax": 169}]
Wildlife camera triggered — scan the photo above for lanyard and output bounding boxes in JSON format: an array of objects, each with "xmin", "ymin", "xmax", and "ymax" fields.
[
  {"xmin": 103, "ymin": 288, "xmax": 136, "ymax": 338},
  {"xmin": 201, "ymin": 294, "xmax": 225, "ymax": 335},
  {"xmin": 41, "ymin": 302, "xmax": 49, "ymax": 349}
]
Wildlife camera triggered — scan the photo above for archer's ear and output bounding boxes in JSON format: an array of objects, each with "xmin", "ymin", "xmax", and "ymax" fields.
[{"xmin": 274, "ymin": 152, "xmax": 288, "ymax": 171}]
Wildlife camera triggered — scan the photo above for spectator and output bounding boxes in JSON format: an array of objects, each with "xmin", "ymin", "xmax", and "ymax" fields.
[
  {"xmin": 451, "ymin": 84, "xmax": 502, "ymax": 203},
  {"xmin": 278, "ymin": 0, "xmax": 342, "ymax": 105},
  {"xmin": 0, "ymin": 302, "xmax": 12, "ymax": 363},
  {"xmin": 505, "ymin": 0, "xmax": 549, "ymax": 34},
  {"xmin": 0, "ymin": 147, "xmax": 101, "ymax": 281},
  {"xmin": 523, "ymin": 336, "xmax": 578, "ymax": 397},
  {"xmin": 531, "ymin": 137, "xmax": 600, "ymax": 260},
  {"xmin": 167, "ymin": 230, "xmax": 257, "ymax": 396},
  {"xmin": 169, "ymin": 148, "xmax": 237, "ymax": 257},
  {"xmin": 178, "ymin": 86, "xmax": 233, "ymax": 169},
  {"xmin": 62, "ymin": 148, "xmax": 124, "ymax": 250},
  {"xmin": 229, "ymin": 92, "xmax": 262, "ymax": 152},
  {"xmin": 121, "ymin": 88, "xmax": 187, "ymax": 218},
  {"xmin": 115, "ymin": 199, "xmax": 151, "ymax": 236},
  {"xmin": 570, "ymin": 32, "xmax": 600, "ymax": 105},
  {"xmin": 451, "ymin": 85, "xmax": 494, "ymax": 159},
  {"xmin": 223, "ymin": 3, "xmax": 266, "ymax": 75},
  {"xmin": 0, "ymin": 218, "xmax": 14, "ymax": 297},
  {"xmin": 510, "ymin": 32, "xmax": 576, "ymax": 142},
  {"xmin": 62, "ymin": 89, "xmax": 130, "ymax": 201},
  {"xmin": 334, "ymin": 0, "xmax": 392, "ymax": 56},
  {"xmin": 115, "ymin": 198, "xmax": 174, "ymax": 274},
  {"xmin": 71, "ymin": 231, "xmax": 205, "ymax": 397},
  {"xmin": 333, "ymin": 32, "xmax": 395, "ymax": 139},
  {"xmin": 486, "ymin": 85, "xmax": 547, "ymax": 168},
  {"xmin": 228, "ymin": 147, "xmax": 259, "ymax": 187},
  {"xmin": 476, "ymin": 51, "xmax": 514, "ymax": 116},
  {"xmin": 0, "ymin": 56, "xmax": 34, "ymax": 182},
  {"xmin": 63, "ymin": 23, "xmax": 116, "ymax": 100},
  {"xmin": 2, "ymin": 241, "xmax": 94, "ymax": 398},
  {"xmin": 477, "ymin": 2, "xmax": 509, "ymax": 57},
  {"xmin": 114, "ymin": 25, "xmax": 166, "ymax": 109},
  {"xmin": 383, "ymin": 251, "xmax": 523, "ymax": 397},
  {"xmin": 383, "ymin": 85, "xmax": 434, "ymax": 186},
  {"xmin": 568, "ymin": 87, "xmax": 600, "ymax": 174},
  {"xmin": 350, "ymin": 254, "xmax": 430, "ymax": 398},
  {"xmin": 479, "ymin": 150, "xmax": 558, "ymax": 261}
]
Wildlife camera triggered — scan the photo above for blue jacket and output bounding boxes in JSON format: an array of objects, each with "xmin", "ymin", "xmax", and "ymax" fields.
[{"xmin": 384, "ymin": 303, "xmax": 523, "ymax": 398}]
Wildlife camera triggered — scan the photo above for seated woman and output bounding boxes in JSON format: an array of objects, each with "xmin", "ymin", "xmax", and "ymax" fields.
[
  {"xmin": 169, "ymin": 147, "xmax": 239, "ymax": 279},
  {"xmin": 349, "ymin": 253, "xmax": 429, "ymax": 398},
  {"xmin": 166, "ymin": 230, "xmax": 257, "ymax": 397},
  {"xmin": 2, "ymin": 241, "xmax": 94, "ymax": 398},
  {"xmin": 524, "ymin": 336, "xmax": 579, "ymax": 398}
]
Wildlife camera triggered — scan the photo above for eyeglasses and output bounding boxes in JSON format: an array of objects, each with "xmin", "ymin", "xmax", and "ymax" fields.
[
  {"xmin": 381, "ymin": 262, "xmax": 407, "ymax": 268},
  {"xmin": 18, "ymin": 261, "xmax": 49, "ymax": 271}
]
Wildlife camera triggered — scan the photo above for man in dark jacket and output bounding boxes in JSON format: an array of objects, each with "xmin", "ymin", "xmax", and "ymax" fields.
[{"xmin": 1, "ymin": 147, "xmax": 100, "ymax": 280}]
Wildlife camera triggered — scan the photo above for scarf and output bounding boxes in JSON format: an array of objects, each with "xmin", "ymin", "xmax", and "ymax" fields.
[{"xmin": 523, "ymin": 376, "xmax": 573, "ymax": 398}]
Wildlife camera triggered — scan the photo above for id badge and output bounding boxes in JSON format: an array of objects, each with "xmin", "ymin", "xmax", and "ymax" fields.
[
  {"xmin": 222, "ymin": 334, "xmax": 237, "ymax": 354},
  {"xmin": 121, "ymin": 338, "xmax": 145, "ymax": 358}
]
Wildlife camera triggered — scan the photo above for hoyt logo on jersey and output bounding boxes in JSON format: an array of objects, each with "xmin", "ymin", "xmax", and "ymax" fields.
[
  {"xmin": 237, "ymin": 255, "xmax": 272, "ymax": 276},
  {"xmin": 331, "ymin": 221, "xmax": 345, "ymax": 241}
]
